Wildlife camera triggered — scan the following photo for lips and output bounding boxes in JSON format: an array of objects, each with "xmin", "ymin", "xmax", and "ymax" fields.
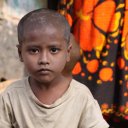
[{"xmin": 37, "ymin": 68, "xmax": 51, "ymax": 75}]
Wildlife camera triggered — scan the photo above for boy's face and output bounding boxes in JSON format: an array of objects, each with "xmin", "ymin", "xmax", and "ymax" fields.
[{"xmin": 18, "ymin": 25, "xmax": 71, "ymax": 84}]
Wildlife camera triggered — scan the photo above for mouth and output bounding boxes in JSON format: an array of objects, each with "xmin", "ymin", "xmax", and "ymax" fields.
[{"xmin": 37, "ymin": 68, "xmax": 51, "ymax": 75}]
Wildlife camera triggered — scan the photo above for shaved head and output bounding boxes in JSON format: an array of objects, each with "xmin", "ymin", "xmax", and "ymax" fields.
[{"xmin": 18, "ymin": 8, "xmax": 70, "ymax": 44}]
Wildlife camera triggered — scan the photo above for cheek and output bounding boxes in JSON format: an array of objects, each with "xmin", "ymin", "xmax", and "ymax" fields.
[
  {"xmin": 22, "ymin": 56, "xmax": 37, "ymax": 69},
  {"xmin": 24, "ymin": 61, "xmax": 34, "ymax": 71},
  {"xmin": 54, "ymin": 56, "xmax": 67, "ymax": 71}
]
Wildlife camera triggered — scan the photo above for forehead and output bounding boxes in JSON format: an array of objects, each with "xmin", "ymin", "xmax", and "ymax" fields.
[
  {"xmin": 22, "ymin": 25, "xmax": 66, "ymax": 47},
  {"xmin": 25, "ymin": 24, "xmax": 63, "ymax": 38}
]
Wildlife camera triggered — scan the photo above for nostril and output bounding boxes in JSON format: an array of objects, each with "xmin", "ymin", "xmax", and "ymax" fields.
[
  {"xmin": 38, "ymin": 59, "xmax": 49, "ymax": 65},
  {"xmin": 38, "ymin": 60, "xmax": 43, "ymax": 65}
]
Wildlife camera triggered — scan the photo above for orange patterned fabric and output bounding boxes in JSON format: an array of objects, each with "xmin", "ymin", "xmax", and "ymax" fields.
[{"xmin": 58, "ymin": 0, "xmax": 128, "ymax": 127}]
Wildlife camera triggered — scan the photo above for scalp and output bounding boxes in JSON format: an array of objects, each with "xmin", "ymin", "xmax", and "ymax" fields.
[{"xmin": 18, "ymin": 8, "xmax": 70, "ymax": 44}]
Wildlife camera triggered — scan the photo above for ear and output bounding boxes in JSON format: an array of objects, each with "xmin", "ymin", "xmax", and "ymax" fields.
[
  {"xmin": 16, "ymin": 44, "xmax": 23, "ymax": 62},
  {"xmin": 66, "ymin": 43, "xmax": 72, "ymax": 62}
]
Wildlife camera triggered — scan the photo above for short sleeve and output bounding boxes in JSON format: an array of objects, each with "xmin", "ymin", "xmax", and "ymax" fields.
[
  {"xmin": 0, "ymin": 94, "xmax": 12, "ymax": 128},
  {"xmin": 79, "ymin": 99, "xmax": 109, "ymax": 128}
]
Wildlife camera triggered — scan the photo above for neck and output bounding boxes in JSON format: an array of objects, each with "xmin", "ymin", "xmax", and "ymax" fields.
[
  {"xmin": 63, "ymin": 72, "xmax": 72, "ymax": 81},
  {"xmin": 28, "ymin": 75, "xmax": 72, "ymax": 105},
  {"xmin": 29, "ymin": 75, "xmax": 71, "ymax": 90}
]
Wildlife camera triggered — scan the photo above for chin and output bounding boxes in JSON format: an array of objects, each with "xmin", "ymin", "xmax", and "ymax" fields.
[{"xmin": 35, "ymin": 77, "xmax": 53, "ymax": 84}]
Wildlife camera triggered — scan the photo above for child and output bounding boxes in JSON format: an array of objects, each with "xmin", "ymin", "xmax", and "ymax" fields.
[{"xmin": 0, "ymin": 8, "xmax": 109, "ymax": 128}]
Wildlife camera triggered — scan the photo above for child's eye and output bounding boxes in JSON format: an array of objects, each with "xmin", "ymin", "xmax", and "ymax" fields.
[
  {"xmin": 28, "ymin": 48, "xmax": 39, "ymax": 54},
  {"xmin": 50, "ymin": 47, "xmax": 60, "ymax": 54}
]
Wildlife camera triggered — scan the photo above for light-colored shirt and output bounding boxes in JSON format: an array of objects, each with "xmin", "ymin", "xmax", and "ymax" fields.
[{"xmin": 0, "ymin": 77, "xmax": 109, "ymax": 128}]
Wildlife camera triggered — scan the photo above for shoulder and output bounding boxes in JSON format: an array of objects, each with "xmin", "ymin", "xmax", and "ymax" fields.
[
  {"xmin": 0, "ymin": 77, "xmax": 28, "ymax": 97},
  {"xmin": 71, "ymin": 80, "xmax": 109, "ymax": 128},
  {"xmin": 0, "ymin": 77, "xmax": 29, "ymax": 107},
  {"xmin": 71, "ymin": 79, "xmax": 93, "ymax": 97},
  {"xmin": 70, "ymin": 79, "xmax": 96, "ymax": 106}
]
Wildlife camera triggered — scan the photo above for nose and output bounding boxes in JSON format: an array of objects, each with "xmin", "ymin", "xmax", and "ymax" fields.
[{"xmin": 38, "ymin": 51, "xmax": 49, "ymax": 65}]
